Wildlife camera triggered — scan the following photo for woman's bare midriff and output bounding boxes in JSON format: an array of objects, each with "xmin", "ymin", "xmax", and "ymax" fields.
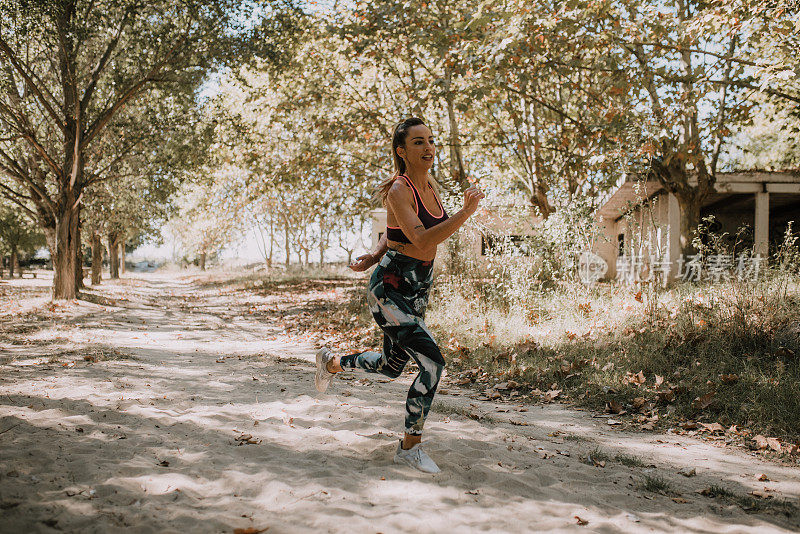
[{"xmin": 386, "ymin": 240, "xmax": 436, "ymax": 261}]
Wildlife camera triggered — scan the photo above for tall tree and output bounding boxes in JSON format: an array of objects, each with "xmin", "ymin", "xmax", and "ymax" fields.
[
  {"xmin": 0, "ymin": 0, "xmax": 297, "ymax": 298},
  {"xmin": 606, "ymin": 0, "xmax": 799, "ymax": 253}
]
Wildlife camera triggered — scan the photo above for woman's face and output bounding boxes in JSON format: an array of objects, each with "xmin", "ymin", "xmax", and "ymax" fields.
[{"xmin": 398, "ymin": 124, "xmax": 435, "ymax": 171}]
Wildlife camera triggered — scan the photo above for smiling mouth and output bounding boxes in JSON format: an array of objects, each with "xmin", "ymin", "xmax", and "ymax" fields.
[{"xmin": 422, "ymin": 155, "xmax": 433, "ymax": 160}]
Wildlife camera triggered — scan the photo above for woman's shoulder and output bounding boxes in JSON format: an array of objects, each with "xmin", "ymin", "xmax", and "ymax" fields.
[
  {"xmin": 386, "ymin": 175, "xmax": 415, "ymax": 204},
  {"xmin": 388, "ymin": 174, "xmax": 411, "ymax": 191}
]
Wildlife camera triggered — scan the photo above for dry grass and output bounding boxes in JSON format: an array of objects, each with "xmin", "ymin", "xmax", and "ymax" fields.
[{"xmin": 427, "ymin": 270, "xmax": 800, "ymax": 442}]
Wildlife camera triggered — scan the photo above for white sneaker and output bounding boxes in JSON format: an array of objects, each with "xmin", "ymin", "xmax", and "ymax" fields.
[
  {"xmin": 315, "ymin": 347, "xmax": 335, "ymax": 393},
  {"xmin": 393, "ymin": 440, "xmax": 441, "ymax": 473}
]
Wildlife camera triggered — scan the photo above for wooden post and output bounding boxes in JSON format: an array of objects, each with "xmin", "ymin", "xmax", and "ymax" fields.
[
  {"xmin": 755, "ymin": 191, "xmax": 769, "ymax": 259},
  {"xmin": 667, "ymin": 193, "xmax": 681, "ymax": 282}
]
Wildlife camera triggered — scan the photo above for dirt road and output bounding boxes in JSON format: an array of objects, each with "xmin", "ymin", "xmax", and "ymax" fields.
[{"xmin": 1, "ymin": 273, "xmax": 799, "ymax": 533}]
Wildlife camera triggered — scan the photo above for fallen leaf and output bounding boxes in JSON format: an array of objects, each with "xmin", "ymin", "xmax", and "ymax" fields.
[
  {"xmin": 633, "ymin": 397, "xmax": 646, "ymax": 409},
  {"xmin": 235, "ymin": 434, "xmax": 261, "ymax": 445},
  {"xmin": 233, "ymin": 528, "xmax": 268, "ymax": 534},
  {"xmin": 767, "ymin": 437, "xmax": 782, "ymax": 452},
  {"xmin": 586, "ymin": 454, "xmax": 605, "ymax": 468},
  {"xmin": 634, "ymin": 291, "xmax": 643, "ymax": 303},
  {"xmin": 624, "ymin": 371, "xmax": 646, "ymax": 385},
  {"xmin": 699, "ymin": 422, "xmax": 725, "ymax": 433},
  {"xmin": 719, "ymin": 374, "xmax": 739, "ymax": 384},
  {"xmin": 606, "ymin": 400, "xmax": 625, "ymax": 414},
  {"xmin": 657, "ymin": 390, "xmax": 675, "ymax": 403},
  {"xmin": 544, "ymin": 389, "xmax": 562, "ymax": 401},
  {"xmin": 749, "ymin": 490, "xmax": 773, "ymax": 500},
  {"xmin": 654, "ymin": 374, "xmax": 664, "ymax": 387},
  {"xmin": 672, "ymin": 497, "xmax": 689, "ymax": 504},
  {"xmin": 516, "ymin": 341, "xmax": 539, "ymax": 354},
  {"xmin": 756, "ymin": 473, "xmax": 771, "ymax": 482},
  {"xmin": 679, "ymin": 468, "xmax": 696, "ymax": 477},
  {"xmin": 753, "ymin": 435, "xmax": 769, "ymax": 450},
  {"xmin": 575, "ymin": 516, "xmax": 589, "ymax": 526},
  {"xmin": 692, "ymin": 391, "xmax": 715, "ymax": 410}
]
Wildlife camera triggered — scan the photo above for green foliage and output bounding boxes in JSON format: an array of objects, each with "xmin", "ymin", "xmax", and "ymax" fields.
[{"xmin": 0, "ymin": 201, "xmax": 45, "ymax": 258}]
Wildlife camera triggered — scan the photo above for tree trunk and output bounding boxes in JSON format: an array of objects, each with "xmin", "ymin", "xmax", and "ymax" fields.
[
  {"xmin": 74, "ymin": 213, "xmax": 84, "ymax": 289},
  {"xmin": 108, "ymin": 233, "xmax": 120, "ymax": 279},
  {"xmin": 267, "ymin": 216, "xmax": 274, "ymax": 268},
  {"xmin": 10, "ymin": 246, "xmax": 18, "ymax": 278},
  {"xmin": 44, "ymin": 227, "xmax": 56, "ymax": 267},
  {"xmin": 676, "ymin": 193, "xmax": 703, "ymax": 256},
  {"xmin": 284, "ymin": 221, "xmax": 290, "ymax": 268},
  {"xmin": 199, "ymin": 252, "xmax": 207, "ymax": 271},
  {"xmin": 444, "ymin": 66, "xmax": 468, "ymax": 191},
  {"xmin": 52, "ymin": 205, "xmax": 79, "ymax": 300},
  {"xmin": 529, "ymin": 98, "xmax": 552, "ymax": 219},
  {"xmin": 119, "ymin": 242, "xmax": 126, "ymax": 274},
  {"xmin": 91, "ymin": 232, "xmax": 102, "ymax": 285}
]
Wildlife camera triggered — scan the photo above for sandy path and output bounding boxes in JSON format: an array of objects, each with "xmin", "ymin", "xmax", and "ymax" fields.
[{"xmin": 1, "ymin": 273, "xmax": 799, "ymax": 533}]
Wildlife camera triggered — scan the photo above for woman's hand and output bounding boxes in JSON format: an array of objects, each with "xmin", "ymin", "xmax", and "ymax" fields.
[
  {"xmin": 349, "ymin": 253, "xmax": 375, "ymax": 272},
  {"xmin": 462, "ymin": 186, "xmax": 485, "ymax": 216}
]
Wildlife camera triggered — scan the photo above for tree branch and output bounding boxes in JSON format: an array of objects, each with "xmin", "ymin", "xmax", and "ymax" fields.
[
  {"xmin": 80, "ymin": 8, "xmax": 133, "ymax": 112},
  {"xmin": 0, "ymin": 36, "xmax": 65, "ymax": 134},
  {"xmin": 0, "ymin": 183, "xmax": 38, "ymax": 220},
  {"xmin": 81, "ymin": 35, "xmax": 188, "ymax": 150},
  {"xmin": 501, "ymin": 84, "xmax": 591, "ymax": 134},
  {"xmin": 711, "ymin": 36, "xmax": 738, "ymax": 175},
  {"xmin": 0, "ymin": 147, "xmax": 57, "ymax": 211},
  {"xmin": 625, "ymin": 40, "xmax": 762, "ymax": 68}
]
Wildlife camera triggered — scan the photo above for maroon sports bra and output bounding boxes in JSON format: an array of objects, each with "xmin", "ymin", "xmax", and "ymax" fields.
[{"xmin": 386, "ymin": 175, "xmax": 448, "ymax": 244}]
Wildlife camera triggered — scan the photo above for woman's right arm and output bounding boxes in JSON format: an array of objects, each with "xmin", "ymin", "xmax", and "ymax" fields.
[
  {"xmin": 386, "ymin": 182, "xmax": 484, "ymax": 252},
  {"xmin": 349, "ymin": 231, "xmax": 388, "ymax": 272}
]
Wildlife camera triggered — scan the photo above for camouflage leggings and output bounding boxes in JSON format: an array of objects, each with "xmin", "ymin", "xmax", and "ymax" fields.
[{"xmin": 340, "ymin": 250, "xmax": 445, "ymax": 435}]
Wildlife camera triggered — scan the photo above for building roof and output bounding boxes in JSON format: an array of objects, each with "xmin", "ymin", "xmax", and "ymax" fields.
[{"xmin": 596, "ymin": 170, "xmax": 800, "ymax": 221}]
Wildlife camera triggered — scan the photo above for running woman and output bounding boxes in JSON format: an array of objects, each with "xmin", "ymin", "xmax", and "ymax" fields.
[{"xmin": 315, "ymin": 117, "xmax": 484, "ymax": 473}]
